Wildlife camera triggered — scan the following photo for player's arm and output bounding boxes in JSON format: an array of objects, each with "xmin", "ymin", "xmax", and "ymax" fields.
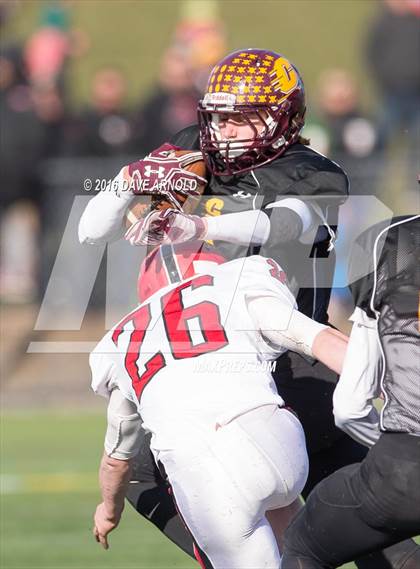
[
  {"xmin": 248, "ymin": 295, "xmax": 348, "ymax": 374},
  {"xmin": 79, "ymin": 166, "xmax": 135, "ymax": 244},
  {"xmin": 79, "ymin": 142, "xmax": 204, "ymax": 245},
  {"xmin": 203, "ymin": 198, "xmax": 326, "ymax": 245},
  {"xmin": 264, "ymin": 198, "xmax": 331, "ymax": 244},
  {"xmin": 312, "ymin": 327, "xmax": 349, "ymax": 375},
  {"xmin": 138, "ymin": 197, "xmax": 329, "ymax": 248},
  {"xmin": 202, "ymin": 163, "xmax": 347, "ymax": 246},
  {"xmin": 94, "ymin": 452, "xmax": 133, "ymax": 549},
  {"xmin": 332, "ymin": 307, "xmax": 381, "ymax": 448},
  {"xmin": 93, "ymin": 388, "xmax": 143, "ymax": 549},
  {"xmin": 137, "ymin": 152, "xmax": 348, "ymax": 247}
]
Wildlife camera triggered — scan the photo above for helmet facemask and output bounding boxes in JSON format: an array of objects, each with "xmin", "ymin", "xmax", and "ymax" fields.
[{"xmin": 198, "ymin": 100, "xmax": 305, "ymax": 176}]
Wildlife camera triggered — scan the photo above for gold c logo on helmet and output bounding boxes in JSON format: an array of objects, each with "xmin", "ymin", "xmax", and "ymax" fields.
[{"xmin": 272, "ymin": 57, "xmax": 299, "ymax": 94}]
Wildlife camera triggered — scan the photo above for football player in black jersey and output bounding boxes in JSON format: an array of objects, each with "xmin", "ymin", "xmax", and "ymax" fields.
[
  {"xmin": 282, "ymin": 214, "xmax": 420, "ymax": 569},
  {"xmin": 79, "ymin": 49, "xmax": 415, "ymax": 567},
  {"xmin": 125, "ymin": 50, "xmax": 407, "ymax": 568}
]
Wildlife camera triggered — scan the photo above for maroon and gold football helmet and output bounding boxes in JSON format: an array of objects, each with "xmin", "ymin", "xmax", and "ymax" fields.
[{"xmin": 198, "ymin": 48, "xmax": 306, "ymax": 175}]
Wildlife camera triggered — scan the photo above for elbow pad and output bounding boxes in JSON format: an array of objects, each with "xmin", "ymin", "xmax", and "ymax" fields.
[{"xmin": 105, "ymin": 389, "xmax": 143, "ymax": 460}]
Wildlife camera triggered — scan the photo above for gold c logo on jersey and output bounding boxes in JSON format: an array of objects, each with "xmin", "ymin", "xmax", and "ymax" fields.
[
  {"xmin": 205, "ymin": 197, "xmax": 224, "ymax": 217},
  {"xmin": 272, "ymin": 57, "xmax": 299, "ymax": 94}
]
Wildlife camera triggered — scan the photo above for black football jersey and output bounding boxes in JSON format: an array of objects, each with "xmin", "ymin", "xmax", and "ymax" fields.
[
  {"xmin": 350, "ymin": 215, "xmax": 420, "ymax": 435},
  {"xmin": 171, "ymin": 125, "xmax": 349, "ymax": 323}
]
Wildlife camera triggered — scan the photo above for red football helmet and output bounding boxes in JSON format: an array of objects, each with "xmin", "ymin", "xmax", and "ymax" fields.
[
  {"xmin": 198, "ymin": 48, "xmax": 306, "ymax": 175},
  {"xmin": 138, "ymin": 242, "xmax": 226, "ymax": 302}
]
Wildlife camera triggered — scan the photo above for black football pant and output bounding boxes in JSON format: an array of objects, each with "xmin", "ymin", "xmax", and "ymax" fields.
[{"xmin": 282, "ymin": 433, "xmax": 420, "ymax": 569}]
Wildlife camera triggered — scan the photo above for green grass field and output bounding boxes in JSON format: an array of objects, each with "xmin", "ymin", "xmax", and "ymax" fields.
[
  {"xmin": 1, "ymin": 412, "xmax": 197, "ymax": 569},
  {"xmin": 1, "ymin": 412, "xmax": 357, "ymax": 569}
]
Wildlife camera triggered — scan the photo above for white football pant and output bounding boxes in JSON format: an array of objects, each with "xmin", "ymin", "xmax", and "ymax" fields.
[{"xmin": 157, "ymin": 404, "xmax": 308, "ymax": 569}]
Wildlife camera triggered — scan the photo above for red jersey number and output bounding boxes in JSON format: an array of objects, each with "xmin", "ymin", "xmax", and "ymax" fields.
[
  {"xmin": 112, "ymin": 275, "xmax": 228, "ymax": 398},
  {"xmin": 161, "ymin": 274, "xmax": 229, "ymax": 359}
]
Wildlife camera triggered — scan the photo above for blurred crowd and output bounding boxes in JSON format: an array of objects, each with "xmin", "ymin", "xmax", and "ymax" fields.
[
  {"xmin": 0, "ymin": 0, "xmax": 419, "ymax": 310},
  {"xmin": 0, "ymin": 1, "xmax": 227, "ymax": 303}
]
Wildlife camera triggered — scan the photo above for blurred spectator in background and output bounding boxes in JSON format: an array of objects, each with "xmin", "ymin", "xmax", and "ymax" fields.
[
  {"xmin": 22, "ymin": 1, "xmax": 90, "ymax": 157},
  {"xmin": 364, "ymin": 0, "xmax": 420, "ymax": 209},
  {"xmin": 34, "ymin": 66, "xmax": 133, "ymax": 305},
  {"xmin": 0, "ymin": 44, "xmax": 44, "ymax": 302},
  {"xmin": 32, "ymin": 82, "xmax": 68, "ymax": 158},
  {"xmin": 24, "ymin": 3, "xmax": 71, "ymax": 96},
  {"xmin": 133, "ymin": 6, "xmax": 226, "ymax": 154},
  {"xmin": 72, "ymin": 67, "xmax": 134, "ymax": 157},
  {"xmin": 0, "ymin": 44, "xmax": 43, "ymax": 211},
  {"xmin": 304, "ymin": 69, "xmax": 381, "ymax": 330},
  {"xmin": 307, "ymin": 69, "xmax": 379, "ymax": 196},
  {"xmin": 132, "ymin": 46, "xmax": 200, "ymax": 154},
  {"xmin": 365, "ymin": 0, "xmax": 420, "ymax": 149},
  {"xmin": 174, "ymin": 14, "xmax": 227, "ymax": 92},
  {"xmin": 0, "ymin": 1, "xmax": 91, "ymax": 302}
]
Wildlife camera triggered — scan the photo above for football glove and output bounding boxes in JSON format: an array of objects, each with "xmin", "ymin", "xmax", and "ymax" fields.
[
  {"xmin": 127, "ymin": 144, "xmax": 206, "ymax": 210},
  {"xmin": 124, "ymin": 208, "xmax": 208, "ymax": 246}
]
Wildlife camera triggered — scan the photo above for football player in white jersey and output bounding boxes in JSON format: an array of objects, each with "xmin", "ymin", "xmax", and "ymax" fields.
[{"xmin": 90, "ymin": 243, "xmax": 347, "ymax": 568}]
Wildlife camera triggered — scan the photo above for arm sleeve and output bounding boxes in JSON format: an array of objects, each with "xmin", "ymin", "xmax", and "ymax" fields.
[
  {"xmin": 205, "ymin": 198, "xmax": 322, "ymax": 246},
  {"xmin": 333, "ymin": 307, "xmax": 381, "ymax": 448},
  {"xmin": 205, "ymin": 209, "xmax": 271, "ymax": 245},
  {"xmin": 104, "ymin": 388, "xmax": 143, "ymax": 460},
  {"xmin": 265, "ymin": 197, "xmax": 329, "ymax": 244},
  {"xmin": 78, "ymin": 167, "xmax": 135, "ymax": 245},
  {"xmin": 248, "ymin": 295, "xmax": 328, "ymax": 357}
]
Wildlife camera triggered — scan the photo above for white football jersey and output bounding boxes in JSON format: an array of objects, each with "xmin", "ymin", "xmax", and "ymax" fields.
[{"xmin": 90, "ymin": 255, "xmax": 296, "ymax": 449}]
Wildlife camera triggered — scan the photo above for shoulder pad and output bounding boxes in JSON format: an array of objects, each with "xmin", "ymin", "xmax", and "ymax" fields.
[{"xmin": 250, "ymin": 144, "xmax": 349, "ymax": 204}]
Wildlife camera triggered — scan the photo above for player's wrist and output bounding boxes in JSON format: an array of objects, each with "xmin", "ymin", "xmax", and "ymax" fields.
[
  {"xmin": 103, "ymin": 502, "xmax": 124, "ymax": 523},
  {"xmin": 193, "ymin": 215, "xmax": 208, "ymax": 240}
]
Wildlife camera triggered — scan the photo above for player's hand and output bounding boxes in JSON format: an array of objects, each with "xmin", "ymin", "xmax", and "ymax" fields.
[
  {"xmin": 93, "ymin": 502, "xmax": 121, "ymax": 550},
  {"xmin": 124, "ymin": 208, "xmax": 208, "ymax": 246},
  {"xmin": 127, "ymin": 144, "xmax": 206, "ymax": 199}
]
